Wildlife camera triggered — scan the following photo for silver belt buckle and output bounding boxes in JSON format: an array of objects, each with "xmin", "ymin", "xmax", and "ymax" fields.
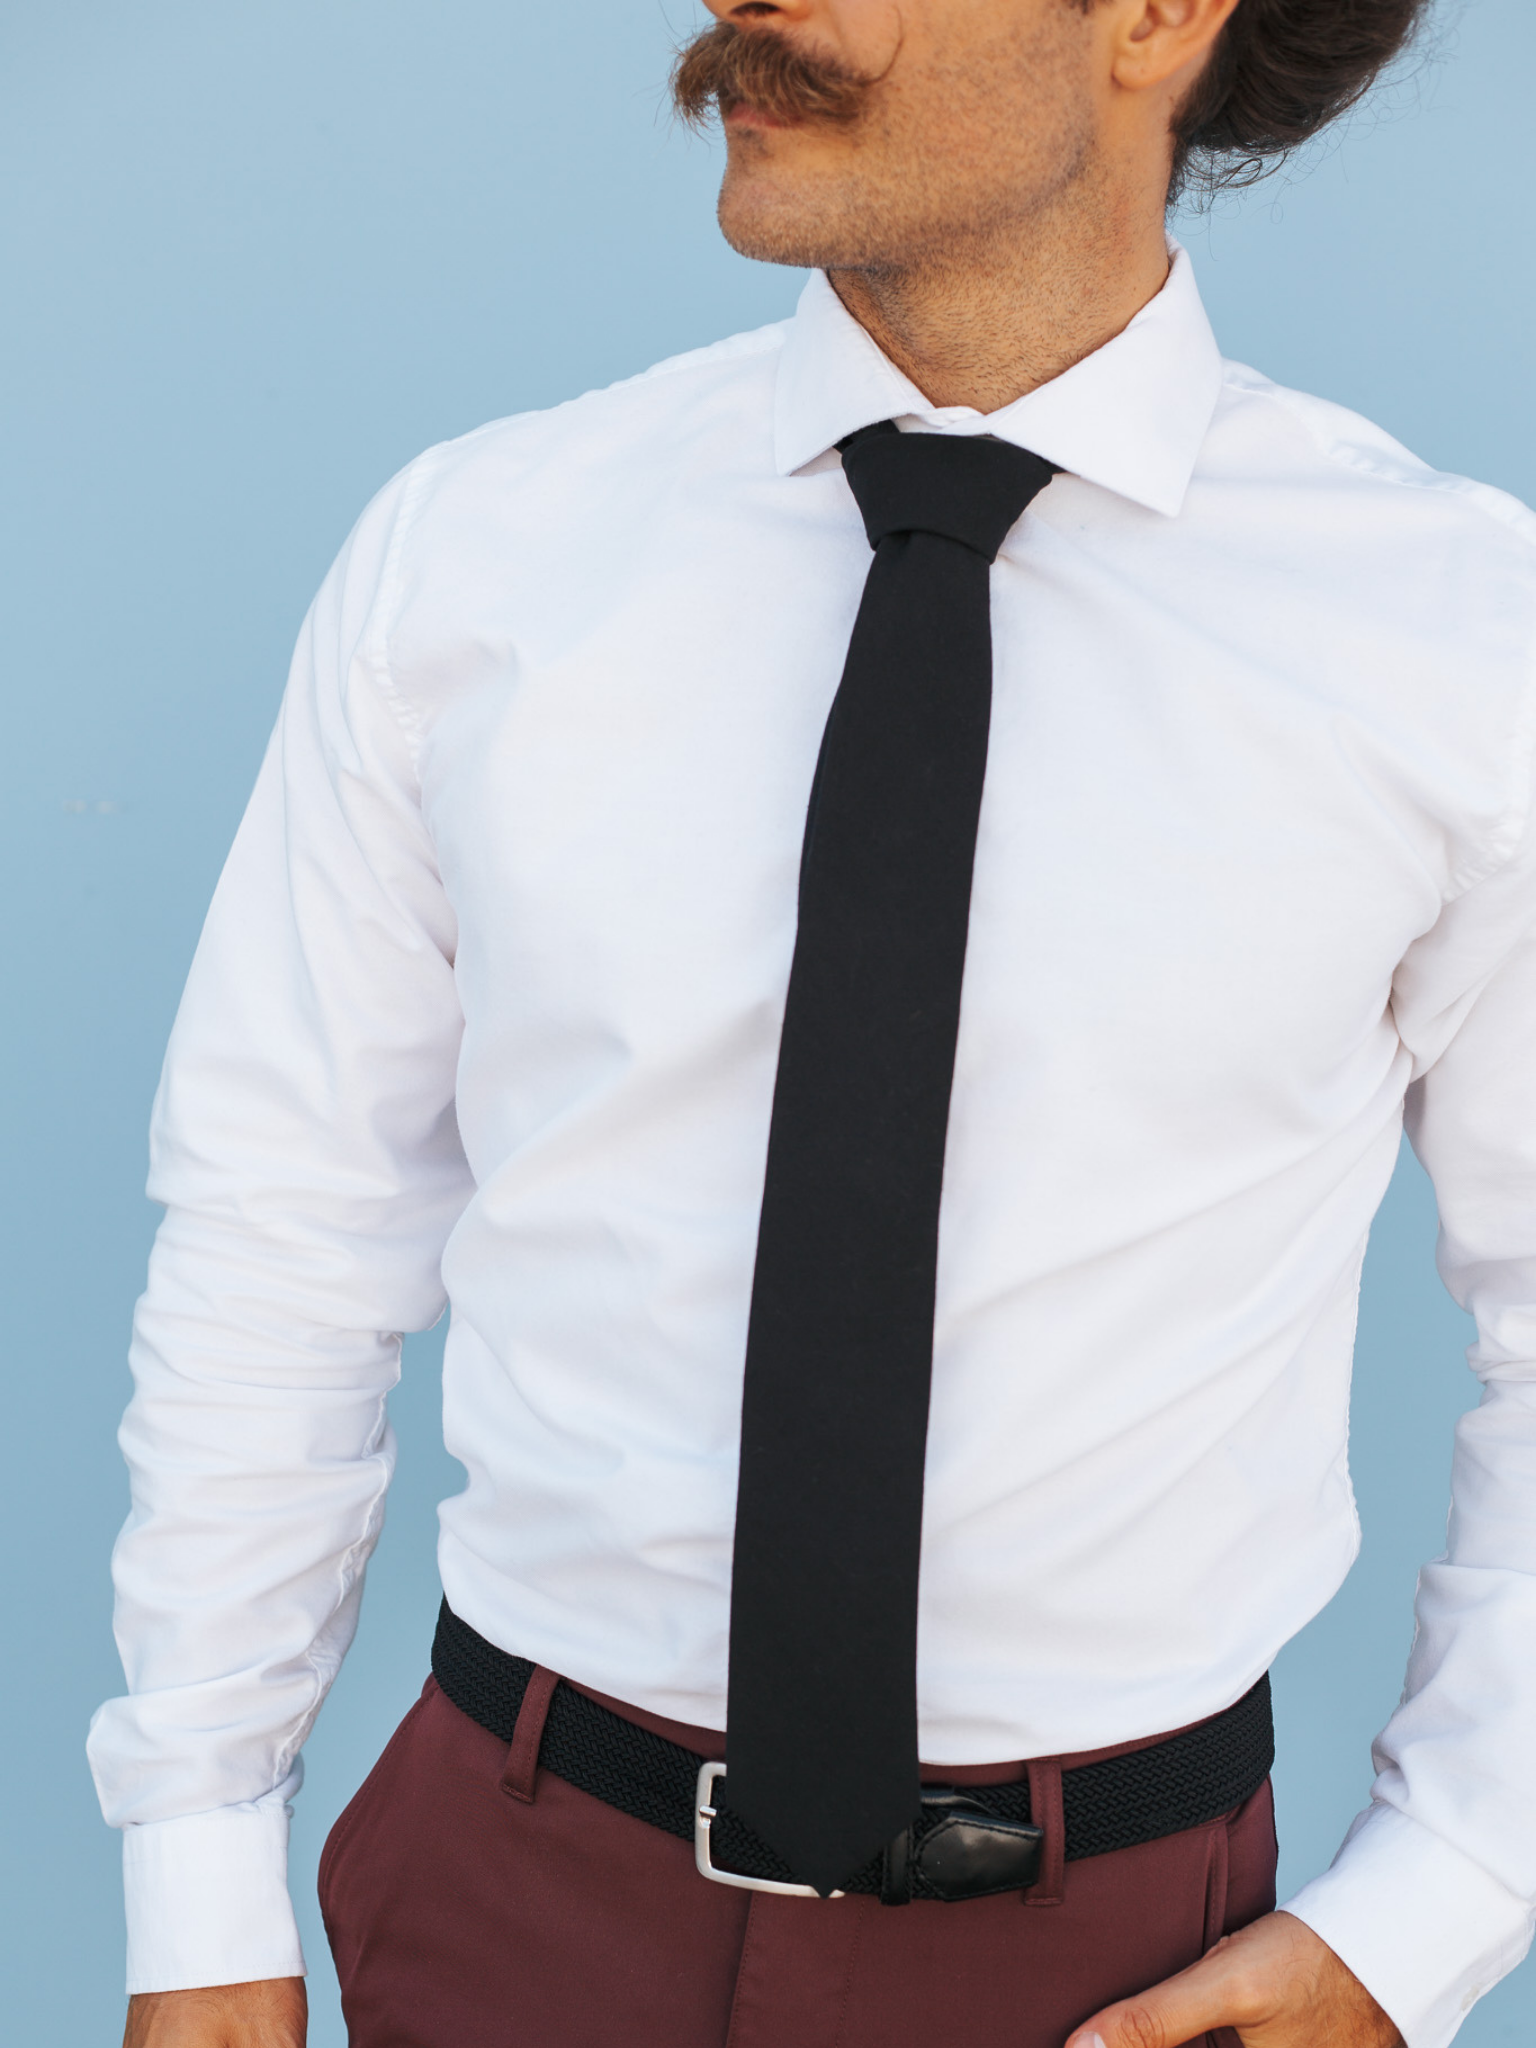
[{"xmin": 694, "ymin": 1762, "xmax": 845, "ymax": 1897}]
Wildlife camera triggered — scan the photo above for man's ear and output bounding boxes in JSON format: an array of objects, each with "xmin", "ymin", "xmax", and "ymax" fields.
[{"xmin": 1106, "ymin": 0, "xmax": 1243, "ymax": 96}]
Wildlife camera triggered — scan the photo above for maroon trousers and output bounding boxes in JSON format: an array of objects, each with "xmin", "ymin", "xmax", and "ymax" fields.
[{"xmin": 320, "ymin": 1675, "xmax": 1277, "ymax": 2048}]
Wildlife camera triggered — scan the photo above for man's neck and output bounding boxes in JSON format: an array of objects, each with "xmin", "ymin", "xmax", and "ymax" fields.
[{"xmin": 825, "ymin": 181, "xmax": 1172, "ymax": 415}]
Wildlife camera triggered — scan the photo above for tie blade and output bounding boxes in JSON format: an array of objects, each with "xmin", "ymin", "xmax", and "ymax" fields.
[
  {"xmin": 720, "ymin": 1758, "xmax": 920, "ymax": 1898},
  {"xmin": 722, "ymin": 421, "xmax": 1056, "ymax": 1909}
]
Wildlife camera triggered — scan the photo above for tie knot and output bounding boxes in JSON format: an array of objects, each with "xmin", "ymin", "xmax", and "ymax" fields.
[{"xmin": 839, "ymin": 422, "xmax": 1058, "ymax": 562}]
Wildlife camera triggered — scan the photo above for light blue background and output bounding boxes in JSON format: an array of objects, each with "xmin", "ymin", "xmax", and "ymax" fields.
[{"xmin": 2, "ymin": 1, "xmax": 1532, "ymax": 2040}]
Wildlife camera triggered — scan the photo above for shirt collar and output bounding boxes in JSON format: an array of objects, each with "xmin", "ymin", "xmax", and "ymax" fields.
[{"xmin": 772, "ymin": 245, "xmax": 1224, "ymax": 519}]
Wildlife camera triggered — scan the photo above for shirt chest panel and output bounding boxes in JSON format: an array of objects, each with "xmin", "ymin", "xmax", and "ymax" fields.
[{"xmin": 398, "ymin": 464, "xmax": 1483, "ymax": 1191}]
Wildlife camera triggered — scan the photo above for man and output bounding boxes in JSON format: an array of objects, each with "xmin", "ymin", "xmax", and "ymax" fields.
[{"xmin": 92, "ymin": 0, "xmax": 1536, "ymax": 2043}]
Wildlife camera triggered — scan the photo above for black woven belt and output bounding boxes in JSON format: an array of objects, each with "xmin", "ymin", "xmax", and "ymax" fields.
[{"xmin": 432, "ymin": 1601, "xmax": 1273, "ymax": 1903}]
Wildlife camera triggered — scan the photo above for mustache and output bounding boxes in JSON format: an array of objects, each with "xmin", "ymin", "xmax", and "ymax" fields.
[{"xmin": 671, "ymin": 21, "xmax": 874, "ymax": 131}]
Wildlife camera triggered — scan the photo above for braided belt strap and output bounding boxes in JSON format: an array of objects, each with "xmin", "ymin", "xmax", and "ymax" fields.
[{"xmin": 431, "ymin": 1601, "xmax": 1273, "ymax": 1901}]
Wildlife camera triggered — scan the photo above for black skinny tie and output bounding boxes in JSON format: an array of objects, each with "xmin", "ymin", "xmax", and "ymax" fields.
[{"xmin": 724, "ymin": 423, "xmax": 1059, "ymax": 1895}]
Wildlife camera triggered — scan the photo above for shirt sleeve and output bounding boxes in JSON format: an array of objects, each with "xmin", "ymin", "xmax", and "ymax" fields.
[
  {"xmin": 1283, "ymin": 738, "xmax": 1536, "ymax": 2047},
  {"xmin": 86, "ymin": 450, "xmax": 474, "ymax": 1995}
]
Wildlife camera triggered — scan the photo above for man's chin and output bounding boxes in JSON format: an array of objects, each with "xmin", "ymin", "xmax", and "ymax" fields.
[{"xmin": 716, "ymin": 173, "xmax": 862, "ymax": 273}]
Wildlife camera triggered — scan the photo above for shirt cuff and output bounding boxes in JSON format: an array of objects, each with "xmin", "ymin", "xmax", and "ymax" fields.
[
  {"xmin": 1282, "ymin": 1800, "xmax": 1532, "ymax": 2048},
  {"xmin": 122, "ymin": 1784, "xmax": 307, "ymax": 1995}
]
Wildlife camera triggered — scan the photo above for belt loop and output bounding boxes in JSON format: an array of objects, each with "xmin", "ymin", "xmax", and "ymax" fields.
[
  {"xmin": 500, "ymin": 1666, "xmax": 560, "ymax": 1804},
  {"xmin": 1023, "ymin": 1757, "xmax": 1065, "ymax": 1907},
  {"xmin": 1202, "ymin": 1808, "xmax": 1231, "ymax": 1950}
]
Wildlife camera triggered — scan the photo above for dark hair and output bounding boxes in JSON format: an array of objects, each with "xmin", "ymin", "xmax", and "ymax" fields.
[{"xmin": 1168, "ymin": 0, "xmax": 1435, "ymax": 201}]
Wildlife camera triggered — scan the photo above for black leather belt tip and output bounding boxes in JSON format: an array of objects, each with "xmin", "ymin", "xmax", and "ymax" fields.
[{"xmin": 431, "ymin": 1601, "xmax": 1273, "ymax": 1904}]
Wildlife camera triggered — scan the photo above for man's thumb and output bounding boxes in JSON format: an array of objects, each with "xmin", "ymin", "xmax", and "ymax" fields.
[{"xmin": 1065, "ymin": 1940, "xmax": 1239, "ymax": 2048}]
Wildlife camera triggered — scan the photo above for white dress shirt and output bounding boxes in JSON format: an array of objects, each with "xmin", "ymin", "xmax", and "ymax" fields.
[{"xmin": 89, "ymin": 250, "xmax": 1536, "ymax": 2045}]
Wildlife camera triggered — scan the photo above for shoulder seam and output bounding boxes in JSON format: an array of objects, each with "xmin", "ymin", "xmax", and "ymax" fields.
[
  {"xmin": 1223, "ymin": 366, "xmax": 1536, "ymax": 894},
  {"xmin": 357, "ymin": 443, "xmax": 455, "ymax": 775},
  {"xmin": 345, "ymin": 323, "xmax": 789, "ymax": 768},
  {"xmin": 1448, "ymin": 691, "xmax": 1536, "ymax": 899},
  {"xmin": 1221, "ymin": 366, "xmax": 1536, "ymax": 554},
  {"xmin": 1221, "ymin": 367, "xmax": 1536, "ymax": 895}
]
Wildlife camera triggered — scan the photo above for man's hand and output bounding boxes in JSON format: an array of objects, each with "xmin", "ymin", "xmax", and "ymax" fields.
[
  {"xmin": 123, "ymin": 1978, "xmax": 306, "ymax": 2048},
  {"xmin": 1065, "ymin": 1911, "xmax": 1403, "ymax": 2048}
]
